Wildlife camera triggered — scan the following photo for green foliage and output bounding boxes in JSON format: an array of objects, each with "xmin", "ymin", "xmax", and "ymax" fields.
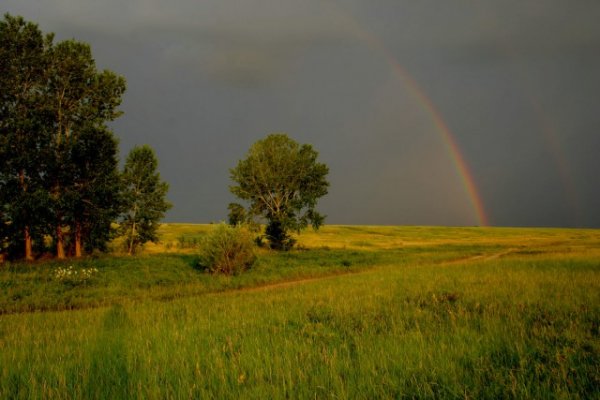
[
  {"xmin": 176, "ymin": 235, "xmax": 200, "ymax": 249},
  {"xmin": 120, "ymin": 145, "xmax": 171, "ymax": 255},
  {"xmin": 227, "ymin": 202, "xmax": 247, "ymax": 226},
  {"xmin": 0, "ymin": 13, "xmax": 126, "ymax": 259},
  {"xmin": 45, "ymin": 39, "xmax": 126, "ymax": 258},
  {"xmin": 198, "ymin": 223, "xmax": 256, "ymax": 275},
  {"xmin": 66, "ymin": 126, "xmax": 122, "ymax": 253},
  {"xmin": 0, "ymin": 14, "xmax": 53, "ymax": 260},
  {"xmin": 230, "ymin": 133, "xmax": 329, "ymax": 250}
]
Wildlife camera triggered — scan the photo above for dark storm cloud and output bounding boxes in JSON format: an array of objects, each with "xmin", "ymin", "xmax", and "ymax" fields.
[{"xmin": 3, "ymin": 0, "xmax": 600, "ymax": 227}]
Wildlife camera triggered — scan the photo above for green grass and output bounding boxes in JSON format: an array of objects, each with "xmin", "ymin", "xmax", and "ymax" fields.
[
  {"xmin": 0, "ymin": 248, "xmax": 409, "ymax": 314},
  {"xmin": 0, "ymin": 225, "xmax": 599, "ymax": 398}
]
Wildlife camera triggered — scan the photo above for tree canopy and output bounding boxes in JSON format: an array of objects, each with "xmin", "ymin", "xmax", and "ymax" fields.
[{"xmin": 229, "ymin": 133, "xmax": 329, "ymax": 249}]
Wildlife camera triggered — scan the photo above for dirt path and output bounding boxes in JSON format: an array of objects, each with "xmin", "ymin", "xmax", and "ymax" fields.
[
  {"xmin": 230, "ymin": 248, "xmax": 518, "ymax": 295},
  {"xmin": 232, "ymin": 270, "xmax": 369, "ymax": 294},
  {"xmin": 440, "ymin": 248, "xmax": 517, "ymax": 266}
]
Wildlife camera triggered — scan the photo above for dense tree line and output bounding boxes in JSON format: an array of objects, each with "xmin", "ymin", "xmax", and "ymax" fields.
[{"xmin": 0, "ymin": 14, "xmax": 170, "ymax": 261}]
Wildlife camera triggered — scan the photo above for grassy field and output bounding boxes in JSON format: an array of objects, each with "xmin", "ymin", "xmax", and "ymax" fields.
[{"xmin": 0, "ymin": 225, "xmax": 599, "ymax": 398}]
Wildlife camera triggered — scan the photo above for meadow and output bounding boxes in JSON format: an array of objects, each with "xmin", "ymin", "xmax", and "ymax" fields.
[{"xmin": 0, "ymin": 225, "xmax": 599, "ymax": 398}]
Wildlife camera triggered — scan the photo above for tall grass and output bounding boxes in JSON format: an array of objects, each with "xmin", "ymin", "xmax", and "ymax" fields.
[
  {"xmin": 0, "ymin": 225, "xmax": 599, "ymax": 398},
  {"xmin": 1, "ymin": 231, "xmax": 518, "ymax": 314}
]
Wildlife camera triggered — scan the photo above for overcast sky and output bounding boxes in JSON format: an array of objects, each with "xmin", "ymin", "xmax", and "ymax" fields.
[{"xmin": 4, "ymin": 0, "xmax": 600, "ymax": 227}]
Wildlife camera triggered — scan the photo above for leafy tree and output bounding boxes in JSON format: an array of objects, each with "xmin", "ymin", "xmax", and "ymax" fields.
[
  {"xmin": 66, "ymin": 126, "xmax": 122, "ymax": 256},
  {"xmin": 120, "ymin": 145, "xmax": 171, "ymax": 255},
  {"xmin": 229, "ymin": 133, "xmax": 329, "ymax": 250},
  {"xmin": 45, "ymin": 39, "xmax": 125, "ymax": 258},
  {"xmin": 0, "ymin": 14, "xmax": 52, "ymax": 260},
  {"xmin": 0, "ymin": 14, "xmax": 126, "ymax": 260}
]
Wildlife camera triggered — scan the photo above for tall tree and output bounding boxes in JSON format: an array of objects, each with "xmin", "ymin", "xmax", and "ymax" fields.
[
  {"xmin": 120, "ymin": 145, "xmax": 171, "ymax": 255},
  {"xmin": 229, "ymin": 133, "xmax": 329, "ymax": 250},
  {"xmin": 66, "ymin": 126, "xmax": 122, "ymax": 256},
  {"xmin": 0, "ymin": 14, "xmax": 126, "ymax": 260},
  {"xmin": 0, "ymin": 14, "xmax": 52, "ymax": 260},
  {"xmin": 45, "ymin": 39, "xmax": 125, "ymax": 258}
]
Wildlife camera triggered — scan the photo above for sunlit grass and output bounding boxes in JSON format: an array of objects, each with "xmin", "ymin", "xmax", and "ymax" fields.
[
  {"xmin": 0, "ymin": 224, "xmax": 599, "ymax": 398},
  {"xmin": 129, "ymin": 223, "xmax": 600, "ymax": 254},
  {"xmin": 295, "ymin": 224, "xmax": 600, "ymax": 251}
]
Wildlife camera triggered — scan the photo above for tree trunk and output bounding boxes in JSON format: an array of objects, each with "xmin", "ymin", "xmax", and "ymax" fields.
[
  {"xmin": 128, "ymin": 219, "xmax": 136, "ymax": 256},
  {"xmin": 74, "ymin": 222, "xmax": 82, "ymax": 258},
  {"xmin": 19, "ymin": 170, "xmax": 33, "ymax": 261},
  {"xmin": 127, "ymin": 202, "xmax": 138, "ymax": 256},
  {"xmin": 24, "ymin": 226, "xmax": 33, "ymax": 261},
  {"xmin": 56, "ymin": 225, "xmax": 66, "ymax": 259}
]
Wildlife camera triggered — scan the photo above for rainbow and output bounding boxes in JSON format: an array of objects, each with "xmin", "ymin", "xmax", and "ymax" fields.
[
  {"xmin": 330, "ymin": 3, "xmax": 490, "ymax": 226},
  {"xmin": 378, "ymin": 52, "xmax": 490, "ymax": 227}
]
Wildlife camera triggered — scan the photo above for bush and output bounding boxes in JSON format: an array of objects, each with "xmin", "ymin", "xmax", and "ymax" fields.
[{"xmin": 198, "ymin": 223, "xmax": 256, "ymax": 275}]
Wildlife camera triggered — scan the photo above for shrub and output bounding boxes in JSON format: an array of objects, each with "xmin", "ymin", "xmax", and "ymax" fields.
[{"xmin": 198, "ymin": 223, "xmax": 256, "ymax": 275}]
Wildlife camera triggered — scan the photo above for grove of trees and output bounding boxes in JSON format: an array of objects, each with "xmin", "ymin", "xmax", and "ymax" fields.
[
  {"xmin": 0, "ymin": 14, "xmax": 170, "ymax": 261},
  {"xmin": 2, "ymin": 14, "xmax": 329, "ymax": 262}
]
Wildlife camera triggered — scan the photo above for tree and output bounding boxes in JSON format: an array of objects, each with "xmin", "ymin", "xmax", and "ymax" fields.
[
  {"xmin": 227, "ymin": 202, "xmax": 247, "ymax": 226},
  {"xmin": 0, "ymin": 14, "xmax": 52, "ymax": 260},
  {"xmin": 45, "ymin": 39, "xmax": 125, "ymax": 258},
  {"xmin": 0, "ymin": 14, "xmax": 126, "ymax": 260},
  {"xmin": 66, "ymin": 126, "xmax": 122, "ymax": 256},
  {"xmin": 229, "ymin": 133, "xmax": 329, "ymax": 250},
  {"xmin": 120, "ymin": 145, "xmax": 171, "ymax": 255}
]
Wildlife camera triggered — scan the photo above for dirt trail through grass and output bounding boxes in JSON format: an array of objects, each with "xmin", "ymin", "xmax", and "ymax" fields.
[
  {"xmin": 234, "ymin": 248, "xmax": 516, "ymax": 294},
  {"xmin": 442, "ymin": 248, "xmax": 517, "ymax": 265},
  {"xmin": 235, "ymin": 271, "xmax": 363, "ymax": 294}
]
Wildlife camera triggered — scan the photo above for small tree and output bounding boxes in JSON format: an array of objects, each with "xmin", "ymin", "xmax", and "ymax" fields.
[
  {"xmin": 120, "ymin": 145, "xmax": 171, "ymax": 255},
  {"xmin": 229, "ymin": 133, "xmax": 329, "ymax": 250},
  {"xmin": 227, "ymin": 202, "xmax": 247, "ymax": 226}
]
